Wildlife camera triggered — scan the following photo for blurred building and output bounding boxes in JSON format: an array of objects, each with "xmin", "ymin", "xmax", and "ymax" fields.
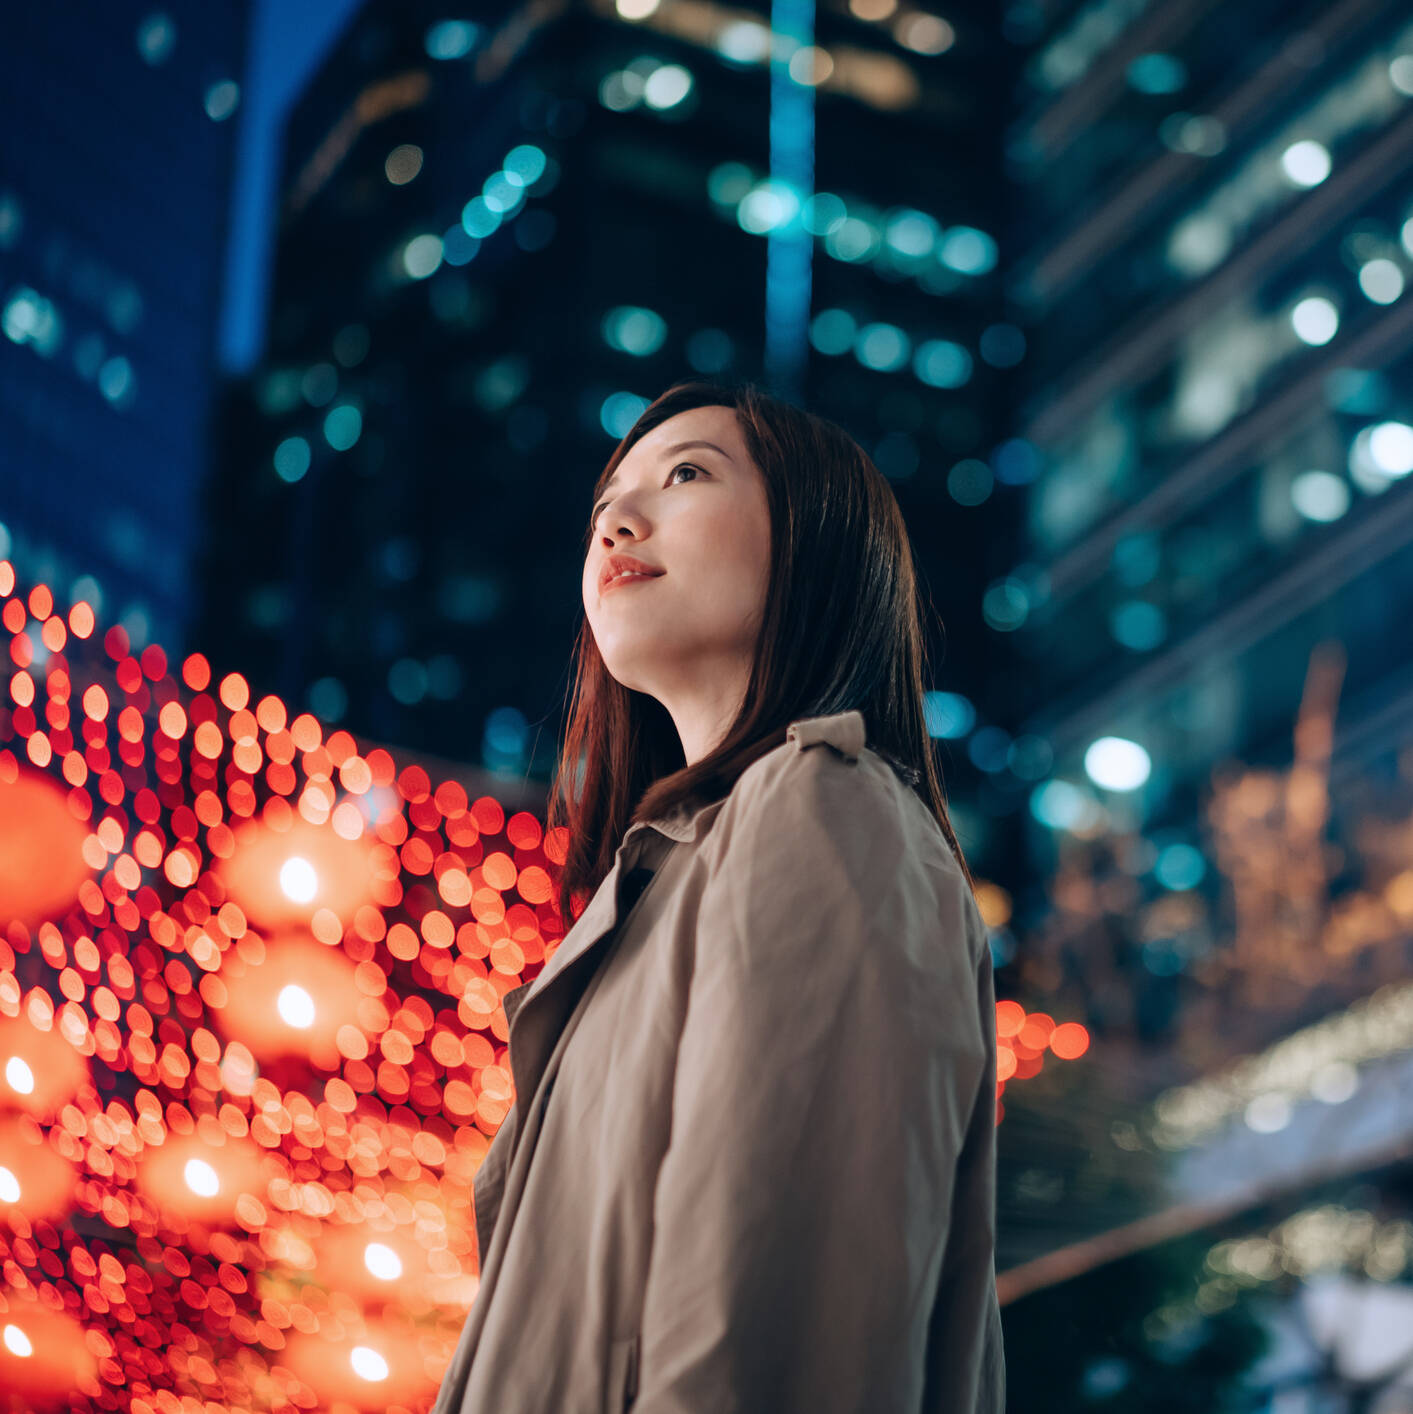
[
  {"xmin": 0, "ymin": 4, "xmax": 248, "ymax": 653},
  {"xmin": 994, "ymin": 1, "xmax": 1413, "ymax": 1406},
  {"xmin": 192, "ymin": 0, "xmax": 1023, "ymax": 853}
]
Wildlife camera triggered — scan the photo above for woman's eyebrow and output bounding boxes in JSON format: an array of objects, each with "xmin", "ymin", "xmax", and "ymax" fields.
[
  {"xmin": 598, "ymin": 440, "xmax": 735, "ymax": 495},
  {"xmin": 665, "ymin": 439, "xmax": 735, "ymax": 464}
]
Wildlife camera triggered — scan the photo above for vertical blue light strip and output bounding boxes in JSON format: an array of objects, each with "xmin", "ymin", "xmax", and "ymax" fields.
[{"xmin": 765, "ymin": 0, "xmax": 816, "ymax": 405}]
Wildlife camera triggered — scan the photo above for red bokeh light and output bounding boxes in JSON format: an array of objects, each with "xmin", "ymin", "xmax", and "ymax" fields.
[
  {"xmin": 0, "ymin": 771, "xmax": 91, "ymax": 927},
  {"xmin": 0, "ymin": 1293, "xmax": 99, "ymax": 1404}
]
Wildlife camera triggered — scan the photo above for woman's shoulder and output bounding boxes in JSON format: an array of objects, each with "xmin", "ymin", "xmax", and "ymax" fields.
[{"xmin": 722, "ymin": 710, "xmax": 949, "ymax": 873}]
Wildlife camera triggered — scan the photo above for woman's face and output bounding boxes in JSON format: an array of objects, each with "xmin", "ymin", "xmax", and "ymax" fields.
[{"xmin": 582, "ymin": 405, "xmax": 772, "ymax": 763}]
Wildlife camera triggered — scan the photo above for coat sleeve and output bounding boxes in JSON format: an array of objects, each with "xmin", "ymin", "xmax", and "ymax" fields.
[{"xmin": 632, "ymin": 747, "xmax": 997, "ymax": 1413}]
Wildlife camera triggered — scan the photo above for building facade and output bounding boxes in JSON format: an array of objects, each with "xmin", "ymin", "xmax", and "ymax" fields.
[
  {"xmin": 996, "ymin": 1, "xmax": 1413, "ymax": 1406},
  {"xmin": 193, "ymin": 0, "xmax": 1021, "ymax": 854},
  {"xmin": 0, "ymin": 3, "xmax": 248, "ymax": 654}
]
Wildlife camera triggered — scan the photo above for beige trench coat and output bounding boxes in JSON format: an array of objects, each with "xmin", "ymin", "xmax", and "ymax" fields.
[{"xmin": 431, "ymin": 709, "xmax": 1005, "ymax": 1413}]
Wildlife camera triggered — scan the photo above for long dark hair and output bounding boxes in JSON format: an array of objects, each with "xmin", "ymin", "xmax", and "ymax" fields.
[{"xmin": 546, "ymin": 377, "xmax": 975, "ymax": 926}]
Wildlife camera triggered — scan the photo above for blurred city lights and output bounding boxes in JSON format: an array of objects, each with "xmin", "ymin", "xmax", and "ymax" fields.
[
  {"xmin": 1127, "ymin": 53, "xmax": 1186, "ymax": 94},
  {"xmin": 203, "ymin": 80, "xmax": 240, "ymax": 122},
  {"xmin": 354, "ymin": 1345, "xmax": 390, "ymax": 1380},
  {"xmin": 1083, "ymin": 736, "xmax": 1152, "ymax": 791},
  {"xmin": 5, "ymin": 1054, "xmax": 34, "ymax": 1092},
  {"xmin": 276, "ymin": 983, "xmax": 316, "ymax": 1029},
  {"xmin": 384, "ymin": 143, "xmax": 424, "ymax": 185},
  {"xmin": 323, "ymin": 403, "xmax": 363, "ymax": 450},
  {"xmin": 982, "ymin": 577, "xmax": 1030, "ymax": 631},
  {"xmin": 923, "ymin": 689, "xmax": 976, "ymax": 739},
  {"xmin": 914, "ymin": 338, "xmax": 972, "ymax": 387},
  {"xmin": 184, "ymin": 1157, "xmax": 220, "ymax": 1197},
  {"xmin": 402, "ymin": 233, "xmax": 444, "ymax": 279},
  {"xmin": 855, "ymin": 321, "xmax": 910, "ymax": 371},
  {"xmin": 602, "ymin": 305, "xmax": 668, "ymax": 356},
  {"xmin": 1110, "ymin": 599, "xmax": 1167, "ymax": 650},
  {"xmin": 644, "ymin": 63, "xmax": 693, "ymax": 108},
  {"xmin": 279, "ymin": 856, "xmax": 318, "ymax": 903},
  {"xmin": 1358, "ymin": 258, "xmax": 1405, "ymax": 305},
  {"xmin": 424, "ymin": 20, "xmax": 480, "ymax": 59},
  {"xmin": 938, "ymin": 225, "xmax": 998, "ymax": 274},
  {"xmin": 1280, "ymin": 139, "xmax": 1331, "ymax": 187},
  {"xmin": 364, "ymin": 1241, "xmax": 403, "ymax": 1279},
  {"xmin": 600, "ymin": 390, "xmax": 650, "ymax": 437},
  {"xmin": 894, "ymin": 12, "xmax": 955, "ymax": 55},
  {"xmin": 716, "ymin": 20, "xmax": 771, "ymax": 64},
  {"xmin": 1152, "ymin": 978, "xmax": 1413, "ymax": 1149},
  {"xmin": 948, "ymin": 458, "xmax": 993, "ymax": 505},
  {"xmin": 809, "ymin": 307, "xmax": 856, "ymax": 355},
  {"xmin": 1291, "ymin": 469, "xmax": 1351, "ymax": 522},
  {"xmin": 1290, "ymin": 295, "xmax": 1339, "ymax": 345},
  {"xmin": 273, "ymin": 435, "xmax": 312, "ymax": 484},
  {"xmin": 1368, "ymin": 421, "xmax": 1413, "ymax": 476},
  {"xmin": 1029, "ymin": 778, "xmax": 1106, "ymax": 832}
]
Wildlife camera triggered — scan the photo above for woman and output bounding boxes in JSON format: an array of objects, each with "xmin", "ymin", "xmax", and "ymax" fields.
[{"xmin": 432, "ymin": 380, "xmax": 1005, "ymax": 1413}]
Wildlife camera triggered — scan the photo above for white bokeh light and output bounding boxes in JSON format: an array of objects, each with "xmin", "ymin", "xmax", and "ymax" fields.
[
  {"xmin": 1358, "ymin": 258, "xmax": 1405, "ymax": 305},
  {"xmin": 5, "ymin": 1054, "xmax": 34, "ymax": 1094},
  {"xmin": 279, "ymin": 856, "xmax": 318, "ymax": 903},
  {"xmin": 364, "ymin": 1242, "xmax": 403, "ymax": 1280},
  {"xmin": 184, "ymin": 1158, "xmax": 220, "ymax": 1197},
  {"xmin": 1245, "ymin": 1093, "xmax": 1292, "ymax": 1133},
  {"xmin": 0, "ymin": 1165, "xmax": 20, "ymax": 1203},
  {"xmin": 3, "ymin": 1323, "xmax": 33, "ymax": 1358},
  {"xmin": 1369, "ymin": 421, "xmax": 1413, "ymax": 476},
  {"xmin": 277, "ymin": 984, "xmax": 316, "ymax": 1030},
  {"xmin": 351, "ymin": 1346, "xmax": 390, "ymax": 1382},
  {"xmin": 1280, "ymin": 139, "xmax": 1331, "ymax": 187},
  {"xmin": 1290, "ymin": 296, "xmax": 1338, "ymax": 345},
  {"xmin": 1310, "ymin": 1060, "xmax": 1359, "ymax": 1104},
  {"xmin": 1083, "ymin": 736, "xmax": 1152, "ymax": 791},
  {"xmin": 1290, "ymin": 470, "xmax": 1350, "ymax": 523},
  {"xmin": 643, "ymin": 64, "xmax": 692, "ymax": 109}
]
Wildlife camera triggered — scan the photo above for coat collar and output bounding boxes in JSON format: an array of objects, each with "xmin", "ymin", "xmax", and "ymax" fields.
[
  {"xmin": 600, "ymin": 708, "xmax": 866, "ymax": 845},
  {"xmin": 784, "ymin": 708, "xmax": 866, "ymax": 761},
  {"xmin": 509, "ymin": 708, "xmax": 866, "ymax": 1002}
]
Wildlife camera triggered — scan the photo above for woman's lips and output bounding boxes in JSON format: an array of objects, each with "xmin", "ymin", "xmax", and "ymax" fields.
[{"xmin": 602, "ymin": 571, "xmax": 664, "ymax": 595}]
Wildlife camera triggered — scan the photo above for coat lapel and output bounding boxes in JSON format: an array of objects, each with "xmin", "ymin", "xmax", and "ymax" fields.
[
  {"xmin": 502, "ymin": 853, "xmax": 626, "ymax": 1116},
  {"xmin": 501, "ymin": 803, "xmax": 720, "ymax": 1121}
]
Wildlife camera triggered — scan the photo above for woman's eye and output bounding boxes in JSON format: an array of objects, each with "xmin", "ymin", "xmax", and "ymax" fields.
[{"xmin": 589, "ymin": 464, "xmax": 702, "ymax": 525}]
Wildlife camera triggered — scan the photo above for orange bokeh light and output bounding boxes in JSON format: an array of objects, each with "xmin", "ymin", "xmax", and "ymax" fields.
[
  {"xmin": 280, "ymin": 1321, "xmax": 438, "ymax": 1409},
  {"xmin": 0, "ymin": 1014, "xmax": 89, "ymax": 1120},
  {"xmin": 217, "ymin": 814, "xmax": 379, "ymax": 930},
  {"xmin": 1049, "ymin": 1021, "xmax": 1091, "ymax": 1059},
  {"xmin": 0, "ymin": 1293, "xmax": 99, "ymax": 1404},
  {"xmin": 1017, "ymin": 1011, "xmax": 1055, "ymax": 1050},
  {"xmin": 217, "ymin": 932, "xmax": 367, "ymax": 1066},
  {"xmin": 0, "ymin": 1111, "xmax": 79, "ymax": 1222},
  {"xmin": 0, "ymin": 772, "xmax": 91, "ymax": 928},
  {"xmin": 134, "ymin": 1129, "xmax": 270, "ymax": 1225},
  {"xmin": 315, "ymin": 1225, "xmax": 446, "ymax": 1308},
  {"xmin": 995, "ymin": 999, "xmax": 1025, "ymax": 1039}
]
